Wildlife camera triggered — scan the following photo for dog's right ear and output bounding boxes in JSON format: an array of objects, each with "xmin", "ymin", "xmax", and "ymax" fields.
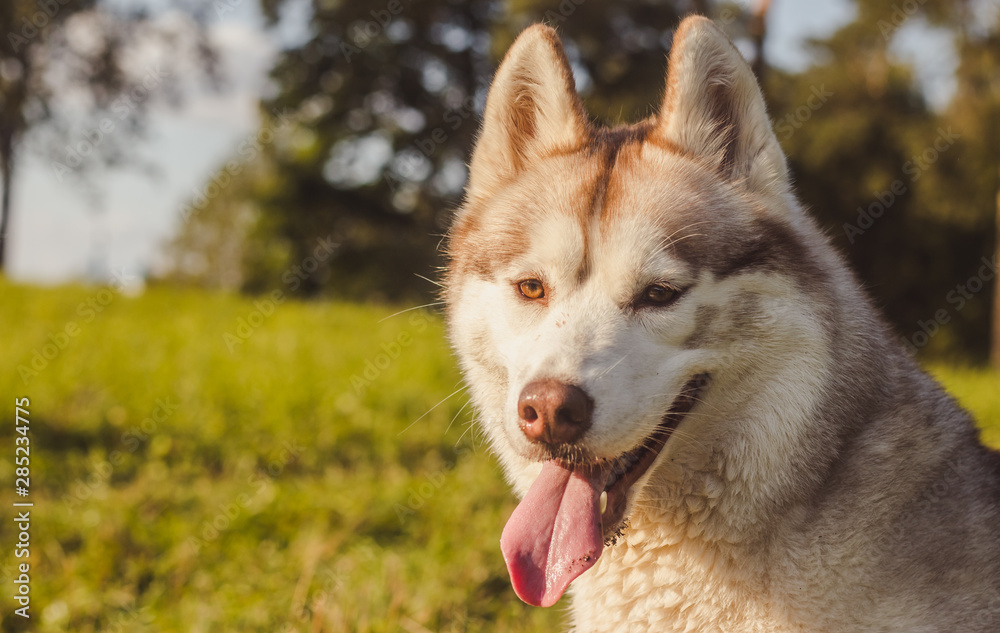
[
  {"xmin": 654, "ymin": 16, "xmax": 788, "ymax": 196},
  {"xmin": 466, "ymin": 25, "xmax": 587, "ymax": 202}
]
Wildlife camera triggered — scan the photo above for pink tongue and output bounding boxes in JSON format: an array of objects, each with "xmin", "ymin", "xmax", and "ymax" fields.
[{"xmin": 500, "ymin": 460, "xmax": 610, "ymax": 607}]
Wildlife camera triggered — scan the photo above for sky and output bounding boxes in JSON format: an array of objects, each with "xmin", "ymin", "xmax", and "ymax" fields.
[{"xmin": 4, "ymin": 0, "xmax": 958, "ymax": 286}]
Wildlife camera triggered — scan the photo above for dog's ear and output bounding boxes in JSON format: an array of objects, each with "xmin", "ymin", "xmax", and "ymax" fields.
[
  {"xmin": 466, "ymin": 25, "xmax": 587, "ymax": 201},
  {"xmin": 655, "ymin": 16, "xmax": 788, "ymax": 195}
]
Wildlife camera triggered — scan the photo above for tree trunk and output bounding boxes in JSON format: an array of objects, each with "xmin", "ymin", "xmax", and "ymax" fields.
[
  {"xmin": 992, "ymin": 166, "xmax": 1000, "ymax": 369},
  {"xmin": 749, "ymin": 0, "xmax": 771, "ymax": 83},
  {"xmin": 0, "ymin": 131, "xmax": 13, "ymax": 273}
]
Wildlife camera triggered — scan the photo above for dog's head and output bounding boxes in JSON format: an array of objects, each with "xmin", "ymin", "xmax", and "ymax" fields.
[{"xmin": 445, "ymin": 16, "xmax": 836, "ymax": 607}]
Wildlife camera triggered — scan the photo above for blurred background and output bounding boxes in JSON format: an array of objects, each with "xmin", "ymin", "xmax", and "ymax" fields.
[{"xmin": 0, "ymin": 0, "xmax": 998, "ymax": 631}]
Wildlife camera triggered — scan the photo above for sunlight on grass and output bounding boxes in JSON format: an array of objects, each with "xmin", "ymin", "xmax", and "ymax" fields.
[
  {"xmin": 0, "ymin": 279, "xmax": 562, "ymax": 632},
  {"xmin": 0, "ymin": 278, "xmax": 996, "ymax": 632}
]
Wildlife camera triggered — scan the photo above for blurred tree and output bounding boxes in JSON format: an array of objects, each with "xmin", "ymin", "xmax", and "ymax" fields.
[
  {"xmin": 167, "ymin": 0, "xmax": 709, "ymax": 302},
  {"xmin": 159, "ymin": 113, "xmax": 296, "ymax": 290},
  {"xmin": 160, "ymin": 162, "xmax": 269, "ymax": 290},
  {"xmin": 0, "ymin": 0, "xmax": 219, "ymax": 270},
  {"xmin": 167, "ymin": 0, "xmax": 999, "ymax": 360},
  {"xmin": 764, "ymin": 0, "xmax": 998, "ymax": 361},
  {"xmin": 747, "ymin": 0, "xmax": 770, "ymax": 80},
  {"xmin": 945, "ymin": 0, "xmax": 1000, "ymax": 366}
]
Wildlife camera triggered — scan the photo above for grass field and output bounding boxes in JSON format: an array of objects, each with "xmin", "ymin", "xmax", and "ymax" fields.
[{"xmin": 0, "ymin": 278, "xmax": 997, "ymax": 632}]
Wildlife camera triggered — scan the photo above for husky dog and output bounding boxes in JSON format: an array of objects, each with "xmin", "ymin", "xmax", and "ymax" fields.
[{"xmin": 444, "ymin": 15, "xmax": 1000, "ymax": 632}]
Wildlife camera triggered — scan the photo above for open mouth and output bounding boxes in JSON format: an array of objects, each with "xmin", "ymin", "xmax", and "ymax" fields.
[
  {"xmin": 499, "ymin": 373, "xmax": 710, "ymax": 607},
  {"xmin": 599, "ymin": 373, "xmax": 710, "ymax": 541}
]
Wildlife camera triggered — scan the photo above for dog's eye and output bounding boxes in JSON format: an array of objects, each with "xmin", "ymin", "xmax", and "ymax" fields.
[
  {"xmin": 517, "ymin": 279, "xmax": 545, "ymax": 300},
  {"xmin": 639, "ymin": 284, "xmax": 678, "ymax": 307}
]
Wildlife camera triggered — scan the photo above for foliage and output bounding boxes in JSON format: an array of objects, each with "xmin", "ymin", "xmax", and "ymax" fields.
[
  {"xmin": 168, "ymin": 0, "xmax": 704, "ymax": 301},
  {"xmin": 0, "ymin": 277, "xmax": 998, "ymax": 631},
  {"xmin": 0, "ymin": 0, "xmax": 219, "ymax": 268},
  {"xmin": 763, "ymin": 0, "xmax": 1000, "ymax": 361},
  {"xmin": 164, "ymin": 0, "xmax": 1000, "ymax": 360}
]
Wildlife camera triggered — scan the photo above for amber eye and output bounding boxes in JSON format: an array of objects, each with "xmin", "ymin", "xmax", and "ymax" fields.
[
  {"xmin": 517, "ymin": 279, "xmax": 545, "ymax": 300},
  {"xmin": 640, "ymin": 284, "xmax": 678, "ymax": 306}
]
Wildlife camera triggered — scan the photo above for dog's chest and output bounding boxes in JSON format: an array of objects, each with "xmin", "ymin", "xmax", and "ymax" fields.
[{"xmin": 566, "ymin": 521, "xmax": 783, "ymax": 633}]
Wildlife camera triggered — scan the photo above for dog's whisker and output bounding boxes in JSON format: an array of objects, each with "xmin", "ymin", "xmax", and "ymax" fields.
[
  {"xmin": 397, "ymin": 386, "xmax": 467, "ymax": 436},
  {"xmin": 661, "ymin": 232, "xmax": 707, "ymax": 249},
  {"xmin": 413, "ymin": 273, "xmax": 444, "ymax": 288},
  {"xmin": 657, "ymin": 220, "xmax": 715, "ymax": 246},
  {"xmin": 377, "ymin": 301, "xmax": 444, "ymax": 323},
  {"xmin": 456, "ymin": 419, "xmax": 477, "ymax": 446},
  {"xmin": 445, "ymin": 398, "xmax": 473, "ymax": 435},
  {"xmin": 596, "ymin": 352, "xmax": 632, "ymax": 379}
]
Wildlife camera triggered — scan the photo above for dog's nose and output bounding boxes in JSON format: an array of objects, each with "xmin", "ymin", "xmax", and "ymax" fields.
[{"xmin": 517, "ymin": 380, "xmax": 593, "ymax": 445}]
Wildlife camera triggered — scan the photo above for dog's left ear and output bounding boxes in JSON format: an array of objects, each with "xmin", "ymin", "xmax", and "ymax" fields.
[
  {"xmin": 655, "ymin": 16, "xmax": 788, "ymax": 195},
  {"xmin": 466, "ymin": 25, "xmax": 588, "ymax": 202}
]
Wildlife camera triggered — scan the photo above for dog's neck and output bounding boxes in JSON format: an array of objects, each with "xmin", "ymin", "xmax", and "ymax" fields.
[
  {"xmin": 570, "ymin": 502, "xmax": 782, "ymax": 632},
  {"xmin": 565, "ymin": 363, "xmax": 835, "ymax": 632}
]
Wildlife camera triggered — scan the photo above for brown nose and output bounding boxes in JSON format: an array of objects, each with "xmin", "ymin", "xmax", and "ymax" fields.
[{"xmin": 517, "ymin": 380, "xmax": 593, "ymax": 446}]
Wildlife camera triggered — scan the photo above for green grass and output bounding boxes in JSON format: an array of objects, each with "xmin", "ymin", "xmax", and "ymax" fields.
[{"xmin": 0, "ymin": 278, "xmax": 997, "ymax": 632}]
